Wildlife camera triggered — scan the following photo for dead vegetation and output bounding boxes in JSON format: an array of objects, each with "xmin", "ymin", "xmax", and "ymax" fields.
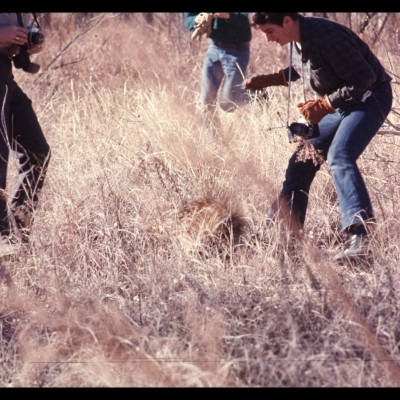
[{"xmin": 0, "ymin": 13, "xmax": 400, "ymax": 387}]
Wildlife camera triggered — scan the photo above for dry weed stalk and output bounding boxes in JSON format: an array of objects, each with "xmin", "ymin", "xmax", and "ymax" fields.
[{"xmin": 301, "ymin": 243, "xmax": 400, "ymax": 386}]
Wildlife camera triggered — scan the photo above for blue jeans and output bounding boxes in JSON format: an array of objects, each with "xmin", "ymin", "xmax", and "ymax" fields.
[
  {"xmin": 273, "ymin": 81, "xmax": 393, "ymax": 231},
  {"xmin": 200, "ymin": 42, "xmax": 250, "ymax": 135}
]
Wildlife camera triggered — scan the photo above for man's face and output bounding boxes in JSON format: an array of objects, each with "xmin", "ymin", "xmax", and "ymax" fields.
[{"xmin": 257, "ymin": 21, "xmax": 291, "ymax": 46}]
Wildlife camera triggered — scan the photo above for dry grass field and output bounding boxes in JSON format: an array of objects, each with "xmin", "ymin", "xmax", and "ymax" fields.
[{"xmin": 1, "ymin": 12, "xmax": 400, "ymax": 387}]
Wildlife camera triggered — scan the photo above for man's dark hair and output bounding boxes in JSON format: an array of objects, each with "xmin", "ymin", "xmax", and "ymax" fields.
[{"xmin": 252, "ymin": 13, "xmax": 299, "ymax": 26}]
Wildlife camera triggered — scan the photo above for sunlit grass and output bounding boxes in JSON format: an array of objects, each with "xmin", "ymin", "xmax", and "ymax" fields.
[{"xmin": 1, "ymin": 13, "xmax": 400, "ymax": 387}]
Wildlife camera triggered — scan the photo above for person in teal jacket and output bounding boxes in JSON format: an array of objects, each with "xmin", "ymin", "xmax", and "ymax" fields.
[{"xmin": 184, "ymin": 13, "xmax": 252, "ymax": 139}]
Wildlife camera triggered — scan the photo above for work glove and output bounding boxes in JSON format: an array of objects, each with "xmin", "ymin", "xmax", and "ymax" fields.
[
  {"xmin": 191, "ymin": 13, "xmax": 213, "ymax": 41},
  {"xmin": 244, "ymin": 69, "xmax": 287, "ymax": 91},
  {"xmin": 297, "ymin": 96, "xmax": 335, "ymax": 125}
]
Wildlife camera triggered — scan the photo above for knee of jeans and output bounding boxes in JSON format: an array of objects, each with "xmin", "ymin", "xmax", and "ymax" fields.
[
  {"xmin": 326, "ymin": 148, "xmax": 349, "ymax": 167},
  {"xmin": 326, "ymin": 153, "xmax": 333, "ymax": 167}
]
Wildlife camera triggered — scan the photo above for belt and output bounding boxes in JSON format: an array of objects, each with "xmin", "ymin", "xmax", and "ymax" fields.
[{"xmin": 213, "ymin": 41, "xmax": 250, "ymax": 50}]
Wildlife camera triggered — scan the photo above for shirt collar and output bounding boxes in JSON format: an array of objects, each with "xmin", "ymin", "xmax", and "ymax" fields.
[{"xmin": 298, "ymin": 15, "xmax": 313, "ymax": 63}]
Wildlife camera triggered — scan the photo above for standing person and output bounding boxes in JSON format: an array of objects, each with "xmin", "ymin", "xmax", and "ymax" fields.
[
  {"xmin": 245, "ymin": 13, "xmax": 392, "ymax": 263},
  {"xmin": 184, "ymin": 12, "xmax": 252, "ymax": 139},
  {"xmin": 0, "ymin": 13, "xmax": 50, "ymax": 256}
]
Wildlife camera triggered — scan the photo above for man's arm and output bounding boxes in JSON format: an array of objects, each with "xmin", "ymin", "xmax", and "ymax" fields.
[{"xmin": 318, "ymin": 34, "xmax": 377, "ymax": 108}]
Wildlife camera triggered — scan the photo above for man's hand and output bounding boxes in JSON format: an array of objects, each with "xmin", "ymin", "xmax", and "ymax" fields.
[
  {"xmin": 297, "ymin": 96, "xmax": 335, "ymax": 125},
  {"xmin": 0, "ymin": 25, "xmax": 28, "ymax": 46},
  {"xmin": 192, "ymin": 13, "xmax": 213, "ymax": 41},
  {"xmin": 244, "ymin": 70, "xmax": 287, "ymax": 91},
  {"xmin": 194, "ymin": 13, "xmax": 209, "ymax": 25}
]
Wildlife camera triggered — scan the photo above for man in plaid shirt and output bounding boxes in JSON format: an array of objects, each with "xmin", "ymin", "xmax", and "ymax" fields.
[{"xmin": 245, "ymin": 13, "xmax": 392, "ymax": 263}]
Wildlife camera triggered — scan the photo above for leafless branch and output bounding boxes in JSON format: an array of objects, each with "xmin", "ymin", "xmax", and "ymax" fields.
[
  {"xmin": 48, "ymin": 39, "xmax": 108, "ymax": 70},
  {"xmin": 46, "ymin": 13, "xmax": 118, "ymax": 70},
  {"xmin": 358, "ymin": 12, "xmax": 377, "ymax": 34}
]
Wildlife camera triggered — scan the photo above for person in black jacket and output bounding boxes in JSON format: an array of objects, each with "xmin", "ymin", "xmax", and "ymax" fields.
[
  {"xmin": 0, "ymin": 13, "xmax": 50, "ymax": 256},
  {"xmin": 246, "ymin": 13, "xmax": 392, "ymax": 263}
]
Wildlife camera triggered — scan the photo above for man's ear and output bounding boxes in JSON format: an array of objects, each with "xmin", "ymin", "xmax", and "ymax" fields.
[{"xmin": 283, "ymin": 15, "xmax": 293, "ymax": 28}]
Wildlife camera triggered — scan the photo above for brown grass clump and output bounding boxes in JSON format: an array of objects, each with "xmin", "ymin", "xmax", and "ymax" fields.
[{"xmin": 177, "ymin": 196, "xmax": 246, "ymax": 254}]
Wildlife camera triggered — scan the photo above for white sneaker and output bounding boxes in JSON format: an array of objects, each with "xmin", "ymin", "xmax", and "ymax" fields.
[{"xmin": 0, "ymin": 236, "xmax": 21, "ymax": 257}]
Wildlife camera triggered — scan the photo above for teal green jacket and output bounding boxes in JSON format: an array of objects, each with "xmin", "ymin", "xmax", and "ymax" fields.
[{"xmin": 184, "ymin": 13, "xmax": 252, "ymax": 43}]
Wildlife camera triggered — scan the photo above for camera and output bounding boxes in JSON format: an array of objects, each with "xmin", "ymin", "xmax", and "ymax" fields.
[
  {"xmin": 27, "ymin": 24, "xmax": 45, "ymax": 45},
  {"xmin": 13, "ymin": 46, "xmax": 40, "ymax": 74},
  {"xmin": 12, "ymin": 25, "xmax": 44, "ymax": 74},
  {"xmin": 287, "ymin": 122, "xmax": 320, "ymax": 142}
]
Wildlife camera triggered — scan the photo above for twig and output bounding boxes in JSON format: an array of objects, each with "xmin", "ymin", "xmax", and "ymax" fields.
[
  {"xmin": 373, "ymin": 24, "xmax": 395, "ymax": 82},
  {"xmin": 378, "ymin": 117, "xmax": 400, "ymax": 135},
  {"xmin": 390, "ymin": 109, "xmax": 400, "ymax": 118},
  {"xmin": 358, "ymin": 12, "xmax": 377, "ymax": 34},
  {"xmin": 377, "ymin": 130, "xmax": 400, "ymax": 136},
  {"xmin": 46, "ymin": 13, "xmax": 117, "ymax": 70},
  {"xmin": 363, "ymin": 156, "xmax": 400, "ymax": 164},
  {"xmin": 235, "ymin": 62, "xmax": 246, "ymax": 82},
  {"xmin": 47, "ymin": 39, "xmax": 108, "ymax": 70}
]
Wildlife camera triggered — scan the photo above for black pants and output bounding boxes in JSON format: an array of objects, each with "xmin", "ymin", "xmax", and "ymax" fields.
[{"xmin": 0, "ymin": 55, "xmax": 50, "ymax": 237}]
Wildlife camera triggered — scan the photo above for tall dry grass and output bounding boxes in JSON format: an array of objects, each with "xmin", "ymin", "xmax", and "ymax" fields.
[{"xmin": 0, "ymin": 12, "xmax": 400, "ymax": 387}]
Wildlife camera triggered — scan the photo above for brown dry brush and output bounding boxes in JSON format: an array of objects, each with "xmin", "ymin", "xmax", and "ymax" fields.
[
  {"xmin": 178, "ymin": 196, "xmax": 247, "ymax": 258},
  {"xmin": 0, "ymin": 289, "xmax": 174, "ymax": 386},
  {"xmin": 1, "ymin": 13, "xmax": 400, "ymax": 387}
]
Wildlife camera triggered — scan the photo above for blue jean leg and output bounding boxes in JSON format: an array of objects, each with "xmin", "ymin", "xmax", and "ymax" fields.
[
  {"xmin": 219, "ymin": 46, "xmax": 250, "ymax": 111},
  {"xmin": 200, "ymin": 44, "xmax": 250, "ymax": 111},
  {"xmin": 272, "ymin": 81, "xmax": 392, "ymax": 230},
  {"xmin": 200, "ymin": 44, "xmax": 225, "ymax": 107},
  {"xmin": 199, "ymin": 45, "xmax": 225, "ymax": 136},
  {"xmin": 326, "ymin": 82, "xmax": 393, "ymax": 230}
]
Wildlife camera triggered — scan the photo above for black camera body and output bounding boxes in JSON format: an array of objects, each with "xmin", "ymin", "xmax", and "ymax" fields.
[
  {"xmin": 27, "ymin": 24, "xmax": 45, "ymax": 45},
  {"xmin": 12, "ymin": 24, "xmax": 44, "ymax": 74},
  {"xmin": 288, "ymin": 122, "xmax": 320, "ymax": 142}
]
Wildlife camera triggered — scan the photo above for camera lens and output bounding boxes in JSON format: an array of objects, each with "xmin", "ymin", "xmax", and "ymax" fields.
[
  {"xmin": 289, "ymin": 122, "xmax": 307, "ymax": 136},
  {"xmin": 27, "ymin": 25, "xmax": 45, "ymax": 45},
  {"xmin": 28, "ymin": 31, "xmax": 45, "ymax": 45}
]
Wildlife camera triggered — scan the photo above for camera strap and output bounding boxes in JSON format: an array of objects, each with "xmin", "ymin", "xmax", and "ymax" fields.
[
  {"xmin": 16, "ymin": 13, "xmax": 41, "ymax": 28},
  {"xmin": 286, "ymin": 41, "xmax": 293, "ymax": 130},
  {"xmin": 16, "ymin": 13, "xmax": 23, "ymax": 27},
  {"xmin": 32, "ymin": 13, "xmax": 41, "ymax": 29}
]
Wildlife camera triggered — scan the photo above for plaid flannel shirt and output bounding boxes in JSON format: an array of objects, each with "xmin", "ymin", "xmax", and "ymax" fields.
[{"xmin": 297, "ymin": 15, "xmax": 391, "ymax": 109}]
